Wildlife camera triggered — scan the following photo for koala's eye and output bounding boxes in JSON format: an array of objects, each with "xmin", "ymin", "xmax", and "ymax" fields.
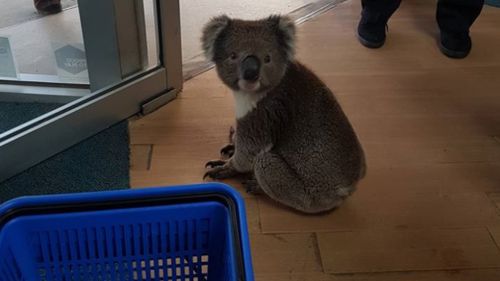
[
  {"xmin": 229, "ymin": 52, "xmax": 238, "ymax": 60},
  {"xmin": 264, "ymin": 54, "xmax": 271, "ymax": 64}
]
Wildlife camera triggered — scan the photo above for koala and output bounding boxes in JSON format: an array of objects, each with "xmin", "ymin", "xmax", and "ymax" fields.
[{"xmin": 201, "ymin": 15, "xmax": 366, "ymax": 214}]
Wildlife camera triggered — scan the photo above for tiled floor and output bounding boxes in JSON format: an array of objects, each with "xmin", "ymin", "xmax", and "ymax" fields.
[
  {"xmin": 0, "ymin": 0, "xmax": 76, "ymax": 29},
  {"xmin": 130, "ymin": 1, "xmax": 500, "ymax": 280},
  {"xmin": 0, "ymin": 0, "xmax": 319, "ymax": 80},
  {"xmin": 180, "ymin": 0, "xmax": 319, "ymax": 64}
]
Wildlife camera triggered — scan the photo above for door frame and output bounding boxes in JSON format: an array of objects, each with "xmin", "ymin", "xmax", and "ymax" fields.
[{"xmin": 0, "ymin": 0, "xmax": 182, "ymax": 182}]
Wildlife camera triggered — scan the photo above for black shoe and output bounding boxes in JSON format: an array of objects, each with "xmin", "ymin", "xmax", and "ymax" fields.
[
  {"xmin": 357, "ymin": 21, "xmax": 386, "ymax": 49},
  {"xmin": 35, "ymin": 0, "xmax": 62, "ymax": 14},
  {"xmin": 357, "ymin": 8, "xmax": 391, "ymax": 49},
  {"xmin": 357, "ymin": 1, "xmax": 401, "ymax": 49},
  {"xmin": 438, "ymin": 32, "xmax": 472, "ymax": 59}
]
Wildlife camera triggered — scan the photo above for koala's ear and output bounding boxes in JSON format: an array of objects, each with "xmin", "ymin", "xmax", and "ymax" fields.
[
  {"xmin": 202, "ymin": 15, "xmax": 230, "ymax": 61},
  {"xmin": 268, "ymin": 15, "xmax": 296, "ymax": 61}
]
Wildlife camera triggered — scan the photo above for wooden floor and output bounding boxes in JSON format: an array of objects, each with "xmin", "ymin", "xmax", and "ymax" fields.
[{"xmin": 130, "ymin": 1, "xmax": 500, "ymax": 280}]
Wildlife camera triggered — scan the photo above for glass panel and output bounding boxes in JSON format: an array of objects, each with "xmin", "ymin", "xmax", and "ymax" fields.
[
  {"xmin": 144, "ymin": 0, "xmax": 160, "ymax": 70},
  {"xmin": 0, "ymin": 0, "xmax": 160, "ymax": 135},
  {"xmin": 0, "ymin": 1, "xmax": 87, "ymax": 84}
]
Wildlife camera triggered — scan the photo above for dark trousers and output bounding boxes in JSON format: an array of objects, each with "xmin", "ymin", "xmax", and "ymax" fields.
[{"xmin": 361, "ymin": 0, "xmax": 485, "ymax": 35}]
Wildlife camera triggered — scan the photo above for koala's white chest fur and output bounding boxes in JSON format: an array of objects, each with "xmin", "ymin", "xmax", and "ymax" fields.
[{"xmin": 232, "ymin": 91, "xmax": 266, "ymax": 119}]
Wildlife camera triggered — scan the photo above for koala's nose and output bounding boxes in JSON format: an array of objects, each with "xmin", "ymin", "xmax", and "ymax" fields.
[{"xmin": 241, "ymin": 55, "xmax": 260, "ymax": 82}]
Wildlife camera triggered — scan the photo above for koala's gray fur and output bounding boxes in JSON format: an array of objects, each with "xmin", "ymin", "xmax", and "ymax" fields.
[{"xmin": 202, "ymin": 15, "xmax": 366, "ymax": 214}]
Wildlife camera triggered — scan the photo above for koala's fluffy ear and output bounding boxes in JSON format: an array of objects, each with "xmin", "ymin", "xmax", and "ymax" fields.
[
  {"xmin": 202, "ymin": 15, "xmax": 230, "ymax": 61},
  {"xmin": 268, "ymin": 15, "xmax": 297, "ymax": 61}
]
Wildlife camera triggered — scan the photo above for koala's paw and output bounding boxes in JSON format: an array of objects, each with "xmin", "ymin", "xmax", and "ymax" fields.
[
  {"xmin": 203, "ymin": 160, "xmax": 236, "ymax": 180},
  {"xmin": 220, "ymin": 144, "xmax": 235, "ymax": 159},
  {"xmin": 242, "ymin": 179, "xmax": 263, "ymax": 194}
]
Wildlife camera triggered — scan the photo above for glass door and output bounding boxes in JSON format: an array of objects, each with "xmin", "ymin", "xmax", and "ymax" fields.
[{"xmin": 0, "ymin": 0, "xmax": 182, "ymax": 182}]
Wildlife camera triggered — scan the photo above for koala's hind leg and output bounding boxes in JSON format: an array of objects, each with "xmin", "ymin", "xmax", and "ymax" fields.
[
  {"xmin": 242, "ymin": 177, "xmax": 265, "ymax": 195},
  {"xmin": 253, "ymin": 151, "xmax": 346, "ymax": 214}
]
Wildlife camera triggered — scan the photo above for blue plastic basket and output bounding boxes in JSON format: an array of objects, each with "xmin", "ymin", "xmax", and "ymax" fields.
[{"xmin": 0, "ymin": 183, "xmax": 254, "ymax": 281}]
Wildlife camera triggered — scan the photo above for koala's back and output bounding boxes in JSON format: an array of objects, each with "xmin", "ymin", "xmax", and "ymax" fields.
[{"xmin": 264, "ymin": 62, "xmax": 366, "ymax": 187}]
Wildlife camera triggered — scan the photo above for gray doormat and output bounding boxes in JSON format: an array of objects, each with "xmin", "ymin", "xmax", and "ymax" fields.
[
  {"xmin": 0, "ymin": 102, "xmax": 62, "ymax": 134},
  {"xmin": 0, "ymin": 121, "xmax": 130, "ymax": 202}
]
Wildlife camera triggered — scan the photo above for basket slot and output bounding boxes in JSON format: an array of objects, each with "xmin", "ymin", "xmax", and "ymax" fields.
[
  {"xmin": 105, "ymin": 227, "xmax": 117, "ymax": 281},
  {"xmin": 50, "ymin": 231, "xmax": 64, "ymax": 280},
  {"xmin": 151, "ymin": 222, "xmax": 161, "ymax": 279},
  {"xmin": 66, "ymin": 229, "xmax": 80, "ymax": 279},
  {"xmin": 1, "ymin": 248, "xmax": 22, "ymax": 281},
  {"xmin": 88, "ymin": 228, "xmax": 100, "ymax": 280},
  {"xmin": 39, "ymin": 231, "xmax": 55, "ymax": 280},
  {"xmin": 114, "ymin": 225, "xmax": 125, "ymax": 277},
  {"xmin": 77, "ymin": 228, "xmax": 92, "ymax": 280},
  {"xmin": 124, "ymin": 224, "xmax": 134, "ymax": 279},
  {"xmin": 58, "ymin": 230, "xmax": 71, "ymax": 281}
]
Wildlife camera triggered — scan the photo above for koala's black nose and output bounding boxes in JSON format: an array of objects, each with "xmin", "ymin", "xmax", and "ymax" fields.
[{"xmin": 241, "ymin": 55, "xmax": 260, "ymax": 82}]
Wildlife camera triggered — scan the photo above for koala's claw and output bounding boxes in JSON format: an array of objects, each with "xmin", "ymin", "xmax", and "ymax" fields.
[
  {"xmin": 242, "ymin": 179, "xmax": 263, "ymax": 194},
  {"xmin": 203, "ymin": 165, "xmax": 235, "ymax": 180},
  {"xmin": 229, "ymin": 126, "xmax": 236, "ymax": 142},
  {"xmin": 205, "ymin": 159, "xmax": 227, "ymax": 168},
  {"xmin": 220, "ymin": 144, "xmax": 235, "ymax": 159}
]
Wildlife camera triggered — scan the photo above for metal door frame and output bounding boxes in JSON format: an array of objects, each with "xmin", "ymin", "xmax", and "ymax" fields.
[{"xmin": 0, "ymin": 0, "xmax": 182, "ymax": 182}]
